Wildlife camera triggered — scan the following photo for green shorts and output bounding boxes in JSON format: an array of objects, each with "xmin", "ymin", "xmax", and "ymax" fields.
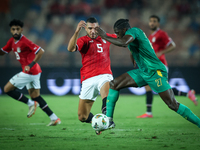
[{"xmin": 127, "ymin": 69, "xmax": 171, "ymax": 93}]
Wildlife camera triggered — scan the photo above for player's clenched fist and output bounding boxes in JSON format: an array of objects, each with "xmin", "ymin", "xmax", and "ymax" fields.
[
  {"xmin": 76, "ymin": 20, "xmax": 86, "ymax": 33},
  {"xmin": 24, "ymin": 66, "xmax": 30, "ymax": 73}
]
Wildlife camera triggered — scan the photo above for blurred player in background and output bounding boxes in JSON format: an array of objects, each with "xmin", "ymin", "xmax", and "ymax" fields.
[
  {"xmin": 96, "ymin": 19, "xmax": 200, "ymax": 132},
  {"xmin": 0, "ymin": 19, "xmax": 61, "ymax": 126},
  {"xmin": 137, "ymin": 15, "xmax": 198, "ymax": 118},
  {"xmin": 68, "ymin": 17, "xmax": 116, "ymax": 135}
]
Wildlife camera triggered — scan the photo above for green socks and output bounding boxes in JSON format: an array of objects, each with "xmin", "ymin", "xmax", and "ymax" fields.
[
  {"xmin": 106, "ymin": 89, "xmax": 119, "ymax": 118},
  {"xmin": 177, "ymin": 103, "xmax": 200, "ymax": 128}
]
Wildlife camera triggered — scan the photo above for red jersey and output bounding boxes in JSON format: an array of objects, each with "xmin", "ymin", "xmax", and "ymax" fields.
[
  {"xmin": 76, "ymin": 33, "xmax": 117, "ymax": 83},
  {"xmin": 148, "ymin": 28, "xmax": 172, "ymax": 66},
  {"xmin": 1, "ymin": 35, "xmax": 42, "ymax": 75}
]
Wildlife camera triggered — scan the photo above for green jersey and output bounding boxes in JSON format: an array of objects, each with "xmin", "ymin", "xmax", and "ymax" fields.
[{"xmin": 125, "ymin": 27, "xmax": 167, "ymax": 78}]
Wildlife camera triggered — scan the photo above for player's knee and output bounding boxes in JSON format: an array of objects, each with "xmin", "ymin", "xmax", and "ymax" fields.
[
  {"xmin": 109, "ymin": 80, "xmax": 118, "ymax": 90},
  {"xmin": 109, "ymin": 80, "xmax": 114, "ymax": 89},
  {"xmin": 29, "ymin": 89, "xmax": 40, "ymax": 99},
  {"xmin": 4, "ymin": 86, "xmax": 10, "ymax": 93},
  {"xmin": 30, "ymin": 94, "xmax": 40, "ymax": 99}
]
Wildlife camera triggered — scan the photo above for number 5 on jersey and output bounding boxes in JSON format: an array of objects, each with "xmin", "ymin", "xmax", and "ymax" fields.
[{"xmin": 97, "ymin": 44, "xmax": 103, "ymax": 53}]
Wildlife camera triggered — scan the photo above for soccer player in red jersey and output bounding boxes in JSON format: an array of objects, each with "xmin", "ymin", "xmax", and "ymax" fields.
[
  {"xmin": 0, "ymin": 19, "xmax": 61, "ymax": 126},
  {"xmin": 68, "ymin": 17, "xmax": 116, "ymax": 134},
  {"xmin": 137, "ymin": 15, "xmax": 198, "ymax": 118}
]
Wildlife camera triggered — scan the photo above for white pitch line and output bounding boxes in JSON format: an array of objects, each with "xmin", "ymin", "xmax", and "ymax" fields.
[
  {"xmin": 29, "ymin": 123, "xmax": 46, "ymax": 125},
  {"xmin": 0, "ymin": 128, "xmax": 15, "ymax": 130}
]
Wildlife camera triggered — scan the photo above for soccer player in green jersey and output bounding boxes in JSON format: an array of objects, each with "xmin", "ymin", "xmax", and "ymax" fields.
[{"xmin": 96, "ymin": 19, "xmax": 200, "ymax": 131}]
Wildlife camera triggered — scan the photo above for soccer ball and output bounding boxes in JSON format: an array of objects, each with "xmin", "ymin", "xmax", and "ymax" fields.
[{"xmin": 91, "ymin": 113, "xmax": 109, "ymax": 131}]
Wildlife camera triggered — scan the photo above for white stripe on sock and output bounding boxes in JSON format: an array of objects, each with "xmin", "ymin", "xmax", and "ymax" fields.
[
  {"xmin": 18, "ymin": 93, "xmax": 23, "ymax": 100},
  {"xmin": 42, "ymin": 104, "xmax": 48, "ymax": 110}
]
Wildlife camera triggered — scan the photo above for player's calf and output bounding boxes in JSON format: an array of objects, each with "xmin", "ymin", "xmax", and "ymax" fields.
[
  {"xmin": 159, "ymin": 89, "xmax": 179, "ymax": 112},
  {"xmin": 6, "ymin": 90, "xmax": 29, "ymax": 104},
  {"xmin": 166, "ymin": 100, "xmax": 180, "ymax": 112},
  {"xmin": 32, "ymin": 95, "xmax": 53, "ymax": 116}
]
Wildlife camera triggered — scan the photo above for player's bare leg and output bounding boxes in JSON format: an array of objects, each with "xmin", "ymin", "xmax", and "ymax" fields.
[
  {"xmin": 78, "ymin": 99, "xmax": 94, "ymax": 123},
  {"xmin": 4, "ymin": 81, "xmax": 16, "ymax": 92},
  {"xmin": 137, "ymin": 85, "xmax": 153, "ymax": 118},
  {"xmin": 4, "ymin": 81, "xmax": 36, "ymax": 117},
  {"xmin": 78, "ymin": 99, "xmax": 99, "ymax": 135},
  {"xmin": 28, "ymin": 88, "xmax": 60, "ymax": 126},
  {"xmin": 159, "ymin": 89, "xmax": 200, "ymax": 128},
  {"xmin": 159, "ymin": 89, "xmax": 179, "ymax": 111},
  {"xmin": 100, "ymin": 81, "xmax": 110, "ymax": 115}
]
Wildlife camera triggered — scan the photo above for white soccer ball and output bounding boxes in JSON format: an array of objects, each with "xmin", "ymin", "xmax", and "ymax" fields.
[{"xmin": 91, "ymin": 113, "xmax": 109, "ymax": 131}]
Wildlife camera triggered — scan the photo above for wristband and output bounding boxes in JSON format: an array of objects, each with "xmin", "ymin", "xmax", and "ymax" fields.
[{"xmin": 28, "ymin": 61, "xmax": 36, "ymax": 68}]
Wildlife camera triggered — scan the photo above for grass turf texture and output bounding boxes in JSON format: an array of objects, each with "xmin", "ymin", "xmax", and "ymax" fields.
[{"xmin": 0, "ymin": 95, "xmax": 200, "ymax": 150}]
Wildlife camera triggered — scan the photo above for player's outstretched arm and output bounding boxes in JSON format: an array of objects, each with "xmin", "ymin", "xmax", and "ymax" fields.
[
  {"xmin": 96, "ymin": 27, "xmax": 134, "ymax": 47},
  {"xmin": 68, "ymin": 20, "xmax": 86, "ymax": 52}
]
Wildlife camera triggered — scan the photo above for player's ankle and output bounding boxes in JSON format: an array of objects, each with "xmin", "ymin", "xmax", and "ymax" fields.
[
  {"xmin": 146, "ymin": 112, "xmax": 152, "ymax": 115},
  {"xmin": 108, "ymin": 117, "xmax": 113, "ymax": 122}
]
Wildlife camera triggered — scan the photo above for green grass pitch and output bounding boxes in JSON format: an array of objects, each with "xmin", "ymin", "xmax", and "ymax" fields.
[{"xmin": 0, "ymin": 94, "xmax": 200, "ymax": 150}]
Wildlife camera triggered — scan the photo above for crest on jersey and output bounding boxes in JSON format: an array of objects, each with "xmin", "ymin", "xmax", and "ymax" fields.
[
  {"xmin": 102, "ymin": 39, "xmax": 106, "ymax": 43},
  {"xmin": 89, "ymin": 40, "xmax": 93, "ymax": 43},
  {"xmin": 17, "ymin": 47, "xmax": 21, "ymax": 53},
  {"xmin": 152, "ymin": 37, "xmax": 156, "ymax": 43}
]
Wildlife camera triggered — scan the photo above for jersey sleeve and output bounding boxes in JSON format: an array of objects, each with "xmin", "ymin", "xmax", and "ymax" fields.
[
  {"xmin": 1, "ymin": 38, "xmax": 13, "ymax": 54},
  {"xmin": 161, "ymin": 31, "xmax": 172, "ymax": 47},
  {"xmin": 25, "ymin": 38, "xmax": 41, "ymax": 54},
  {"xmin": 76, "ymin": 37, "xmax": 87, "ymax": 52},
  {"xmin": 125, "ymin": 28, "xmax": 137, "ymax": 39}
]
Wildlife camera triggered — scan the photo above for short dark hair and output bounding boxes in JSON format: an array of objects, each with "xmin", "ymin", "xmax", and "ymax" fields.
[
  {"xmin": 9, "ymin": 19, "xmax": 24, "ymax": 27},
  {"xmin": 149, "ymin": 15, "xmax": 160, "ymax": 22},
  {"xmin": 114, "ymin": 19, "xmax": 131, "ymax": 30},
  {"xmin": 86, "ymin": 17, "xmax": 98, "ymax": 23}
]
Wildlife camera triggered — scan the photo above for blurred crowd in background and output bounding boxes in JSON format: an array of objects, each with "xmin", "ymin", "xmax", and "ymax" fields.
[{"xmin": 0, "ymin": 0, "xmax": 200, "ymax": 68}]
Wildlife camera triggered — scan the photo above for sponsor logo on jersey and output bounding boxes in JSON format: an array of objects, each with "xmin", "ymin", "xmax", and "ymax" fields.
[
  {"xmin": 34, "ymin": 47, "xmax": 37, "ymax": 50},
  {"xmin": 157, "ymin": 70, "xmax": 163, "ymax": 77},
  {"xmin": 102, "ymin": 39, "xmax": 106, "ymax": 43},
  {"xmin": 17, "ymin": 47, "xmax": 21, "ymax": 53},
  {"xmin": 89, "ymin": 40, "xmax": 93, "ymax": 43},
  {"xmin": 152, "ymin": 37, "xmax": 156, "ymax": 42}
]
